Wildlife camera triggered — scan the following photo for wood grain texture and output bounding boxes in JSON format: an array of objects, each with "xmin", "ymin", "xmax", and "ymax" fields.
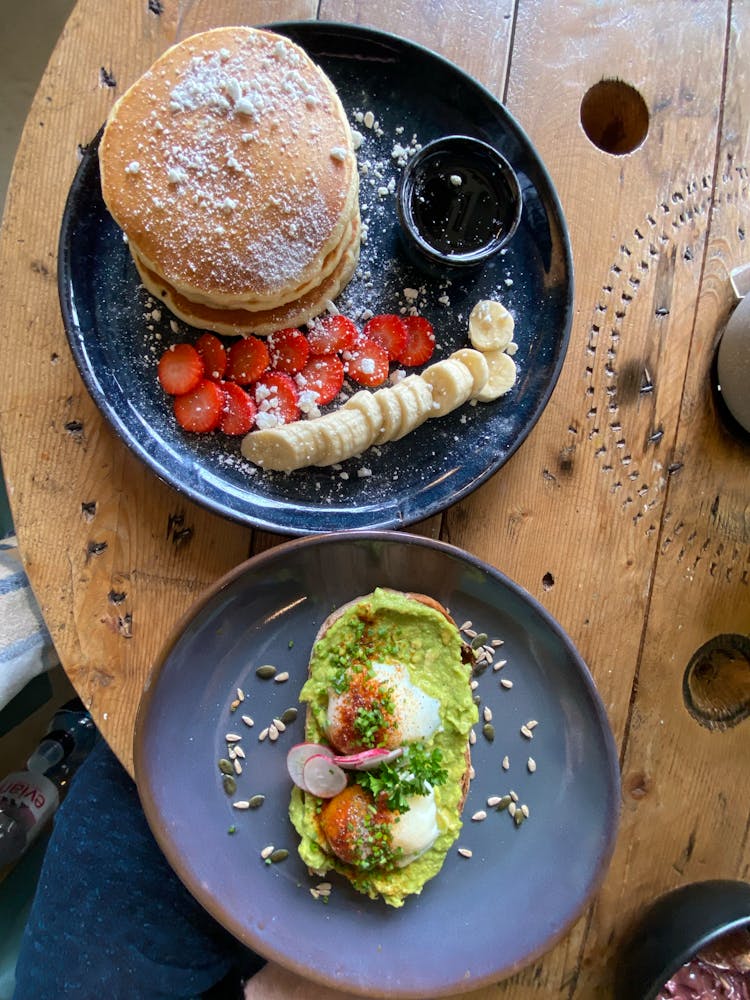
[{"xmin": 0, "ymin": 1, "xmax": 748, "ymax": 997}]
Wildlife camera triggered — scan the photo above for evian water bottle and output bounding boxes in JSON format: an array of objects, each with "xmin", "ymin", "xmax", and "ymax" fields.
[{"xmin": 0, "ymin": 698, "xmax": 96, "ymax": 866}]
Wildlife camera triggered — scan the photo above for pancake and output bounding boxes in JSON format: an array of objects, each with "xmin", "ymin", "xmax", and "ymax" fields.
[
  {"xmin": 133, "ymin": 214, "xmax": 361, "ymax": 336},
  {"xmin": 99, "ymin": 26, "xmax": 358, "ymax": 309}
]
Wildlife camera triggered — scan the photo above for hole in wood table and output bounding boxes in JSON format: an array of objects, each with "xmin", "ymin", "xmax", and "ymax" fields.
[
  {"xmin": 580, "ymin": 79, "xmax": 649, "ymax": 155},
  {"xmin": 683, "ymin": 634, "xmax": 750, "ymax": 731}
]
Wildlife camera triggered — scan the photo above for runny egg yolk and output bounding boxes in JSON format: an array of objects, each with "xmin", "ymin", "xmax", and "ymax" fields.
[
  {"xmin": 318, "ymin": 783, "xmax": 439, "ymax": 870},
  {"xmin": 326, "ymin": 660, "xmax": 442, "ymax": 754}
]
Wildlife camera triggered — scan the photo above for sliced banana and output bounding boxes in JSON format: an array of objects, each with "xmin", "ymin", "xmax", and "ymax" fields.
[
  {"xmin": 475, "ymin": 349, "xmax": 517, "ymax": 402},
  {"xmin": 241, "ymin": 420, "xmax": 325, "ymax": 471},
  {"xmin": 389, "ymin": 375, "xmax": 434, "ymax": 439},
  {"xmin": 421, "ymin": 358, "xmax": 475, "ymax": 417},
  {"xmin": 468, "ymin": 299, "xmax": 514, "ymax": 352},
  {"xmin": 449, "ymin": 348, "xmax": 490, "ymax": 397},
  {"xmin": 315, "ymin": 408, "xmax": 373, "ymax": 466},
  {"xmin": 342, "ymin": 389, "xmax": 384, "ymax": 441},
  {"xmin": 372, "ymin": 382, "xmax": 407, "ymax": 444}
]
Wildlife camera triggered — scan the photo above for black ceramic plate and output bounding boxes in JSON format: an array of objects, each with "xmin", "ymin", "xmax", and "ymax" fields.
[
  {"xmin": 59, "ymin": 22, "xmax": 573, "ymax": 534},
  {"xmin": 134, "ymin": 533, "xmax": 619, "ymax": 998}
]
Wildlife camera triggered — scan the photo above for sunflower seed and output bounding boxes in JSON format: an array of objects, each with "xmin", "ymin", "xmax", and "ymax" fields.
[
  {"xmin": 520, "ymin": 725, "xmax": 533, "ymax": 739},
  {"xmin": 510, "ymin": 790, "xmax": 519, "ymax": 802},
  {"xmin": 464, "ymin": 628, "xmax": 477, "ymax": 638},
  {"xmin": 469, "ymin": 729, "xmax": 477, "ymax": 745},
  {"xmin": 487, "ymin": 795, "xmax": 502, "ymax": 807},
  {"xmin": 470, "ymin": 679, "xmax": 479, "ymax": 690},
  {"xmin": 225, "ymin": 733, "xmax": 242, "ymax": 743},
  {"xmin": 471, "ymin": 810, "xmax": 487, "ymax": 821},
  {"xmin": 459, "ymin": 621, "xmax": 473, "ymax": 632},
  {"xmin": 508, "ymin": 801, "xmax": 517, "ymax": 817},
  {"xmin": 233, "ymin": 758, "xmax": 242, "ymax": 775},
  {"xmin": 268, "ymin": 724, "xmax": 279, "ymax": 741},
  {"xmin": 237, "ymin": 687, "xmax": 245, "ymax": 701},
  {"xmin": 483, "ymin": 706, "xmax": 493, "ymax": 722},
  {"xmin": 272, "ymin": 718, "xmax": 286, "ymax": 732},
  {"xmin": 500, "ymin": 678, "xmax": 513, "ymax": 689},
  {"xmin": 469, "ymin": 765, "xmax": 476, "ymax": 780},
  {"xmin": 457, "ymin": 847, "xmax": 473, "ymax": 858},
  {"xmin": 247, "ymin": 794, "xmax": 265, "ymax": 809},
  {"xmin": 491, "ymin": 639, "xmax": 504, "ymax": 647},
  {"xmin": 260, "ymin": 844, "xmax": 275, "ymax": 859},
  {"xmin": 280, "ymin": 707, "xmax": 298, "ymax": 724},
  {"xmin": 258, "ymin": 727, "xmax": 269, "ymax": 742},
  {"xmin": 502, "ymin": 755, "xmax": 510, "ymax": 770},
  {"xmin": 274, "ymin": 672, "xmax": 289, "ymax": 683},
  {"xmin": 256, "ymin": 665, "xmax": 277, "ymax": 679},
  {"xmin": 241, "ymin": 715, "xmax": 254, "ymax": 727},
  {"xmin": 493, "ymin": 659, "xmax": 508, "ymax": 671},
  {"xmin": 526, "ymin": 720, "xmax": 539, "ymax": 730},
  {"xmin": 521, "ymin": 804, "xmax": 530, "ymax": 818},
  {"xmin": 527, "ymin": 757, "xmax": 537, "ymax": 773},
  {"xmin": 227, "ymin": 747, "xmax": 236, "ymax": 759},
  {"xmin": 233, "ymin": 745, "xmax": 246, "ymax": 760},
  {"xmin": 233, "ymin": 800, "xmax": 251, "ymax": 810}
]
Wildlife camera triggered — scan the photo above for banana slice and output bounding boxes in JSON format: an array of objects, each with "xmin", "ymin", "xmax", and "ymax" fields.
[
  {"xmin": 342, "ymin": 389, "xmax": 384, "ymax": 441},
  {"xmin": 449, "ymin": 348, "xmax": 490, "ymax": 397},
  {"xmin": 468, "ymin": 300, "xmax": 514, "ymax": 352},
  {"xmin": 241, "ymin": 419, "xmax": 326, "ymax": 471},
  {"xmin": 475, "ymin": 349, "xmax": 517, "ymax": 402},
  {"xmin": 372, "ymin": 382, "xmax": 407, "ymax": 444},
  {"xmin": 315, "ymin": 408, "xmax": 373, "ymax": 466},
  {"xmin": 421, "ymin": 358, "xmax": 474, "ymax": 417},
  {"xmin": 389, "ymin": 375, "xmax": 434, "ymax": 439}
]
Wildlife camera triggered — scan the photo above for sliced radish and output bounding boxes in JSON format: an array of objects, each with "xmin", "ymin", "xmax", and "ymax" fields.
[
  {"xmin": 287, "ymin": 743, "xmax": 332, "ymax": 791},
  {"xmin": 335, "ymin": 747, "xmax": 404, "ymax": 771},
  {"xmin": 302, "ymin": 754, "xmax": 347, "ymax": 798}
]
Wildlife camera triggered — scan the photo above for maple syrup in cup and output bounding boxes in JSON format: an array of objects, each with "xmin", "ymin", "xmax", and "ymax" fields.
[{"xmin": 397, "ymin": 135, "xmax": 522, "ymax": 273}]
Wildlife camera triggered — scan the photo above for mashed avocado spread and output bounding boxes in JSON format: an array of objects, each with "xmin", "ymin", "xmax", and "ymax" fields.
[{"xmin": 289, "ymin": 588, "xmax": 478, "ymax": 907}]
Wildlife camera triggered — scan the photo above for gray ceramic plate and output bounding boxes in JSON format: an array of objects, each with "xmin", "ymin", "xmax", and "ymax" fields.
[{"xmin": 135, "ymin": 532, "xmax": 619, "ymax": 998}]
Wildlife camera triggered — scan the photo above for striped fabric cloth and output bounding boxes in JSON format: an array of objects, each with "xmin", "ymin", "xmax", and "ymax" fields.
[{"xmin": 0, "ymin": 536, "xmax": 58, "ymax": 711}]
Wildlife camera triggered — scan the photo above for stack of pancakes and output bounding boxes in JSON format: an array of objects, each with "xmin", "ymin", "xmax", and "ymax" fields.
[{"xmin": 99, "ymin": 26, "xmax": 360, "ymax": 336}]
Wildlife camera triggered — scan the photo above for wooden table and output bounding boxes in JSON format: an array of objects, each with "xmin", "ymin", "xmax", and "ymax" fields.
[{"xmin": 1, "ymin": 1, "xmax": 748, "ymax": 996}]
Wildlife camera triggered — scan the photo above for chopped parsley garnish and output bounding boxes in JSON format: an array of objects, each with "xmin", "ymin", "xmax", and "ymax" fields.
[{"xmin": 356, "ymin": 743, "xmax": 448, "ymax": 813}]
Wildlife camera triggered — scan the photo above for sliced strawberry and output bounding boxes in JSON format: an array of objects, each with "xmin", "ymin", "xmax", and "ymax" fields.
[
  {"xmin": 306, "ymin": 314, "xmax": 358, "ymax": 355},
  {"xmin": 268, "ymin": 328, "xmax": 310, "ymax": 375},
  {"xmin": 157, "ymin": 343, "xmax": 204, "ymax": 396},
  {"xmin": 400, "ymin": 316, "xmax": 436, "ymax": 367},
  {"xmin": 173, "ymin": 379, "xmax": 223, "ymax": 433},
  {"xmin": 225, "ymin": 336, "xmax": 270, "ymax": 385},
  {"xmin": 219, "ymin": 382, "xmax": 257, "ymax": 436},
  {"xmin": 195, "ymin": 333, "xmax": 227, "ymax": 381},
  {"xmin": 296, "ymin": 355, "xmax": 345, "ymax": 406},
  {"xmin": 344, "ymin": 339, "xmax": 390, "ymax": 387},
  {"xmin": 254, "ymin": 371, "xmax": 300, "ymax": 427},
  {"xmin": 363, "ymin": 314, "xmax": 408, "ymax": 361}
]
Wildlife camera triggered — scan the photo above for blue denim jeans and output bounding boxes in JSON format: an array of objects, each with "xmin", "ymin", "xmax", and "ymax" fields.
[{"xmin": 13, "ymin": 739, "xmax": 264, "ymax": 999}]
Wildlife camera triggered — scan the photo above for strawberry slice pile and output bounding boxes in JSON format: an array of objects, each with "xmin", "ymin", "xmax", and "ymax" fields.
[{"xmin": 156, "ymin": 313, "xmax": 436, "ymax": 436}]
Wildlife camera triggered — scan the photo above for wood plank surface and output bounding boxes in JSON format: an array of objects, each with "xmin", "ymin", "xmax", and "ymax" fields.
[{"xmin": 0, "ymin": 1, "xmax": 747, "ymax": 998}]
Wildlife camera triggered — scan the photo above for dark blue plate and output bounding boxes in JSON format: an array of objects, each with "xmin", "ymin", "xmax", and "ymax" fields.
[
  {"xmin": 58, "ymin": 23, "xmax": 573, "ymax": 535},
  {"xmin": 135, "ymin": 532, "xmax": 619, "ymax": 998}
]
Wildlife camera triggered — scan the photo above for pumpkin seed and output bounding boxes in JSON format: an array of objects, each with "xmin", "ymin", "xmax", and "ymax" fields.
[
  {"xmin": 269, "ymin": 849, "xmax": 288, "ymax": 863},
  {"xmin": 222, "ymin": 775, "xmax": 237, "ymax": 795},
  {"xmin": 218, "ymin": 758, "xmax": 234, "ymax": 776},
  {"xmin": 247, "ymin": 794, "xmax": 265, "ymax": 809},
  {"xmin": 256, "ymin": 665, "xmax": 277, "ymax": 679},
  {"xmin": 280, "ymin": 707, "xmax": 298, "ymax": 724},
  {"xmin": 514, "ymin": 810, "xmax": 525, "ymax": 827},
  {"xmin": 496, "ymin": 794, "xmax": 513, "ymax": 811},
  {"xmin": 483, "ymin": 722, "xmax": 495, "ymax": 742},
  {"xmin": 470, "ymin": 632, "xmax": 489, "ymax": 650}
]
